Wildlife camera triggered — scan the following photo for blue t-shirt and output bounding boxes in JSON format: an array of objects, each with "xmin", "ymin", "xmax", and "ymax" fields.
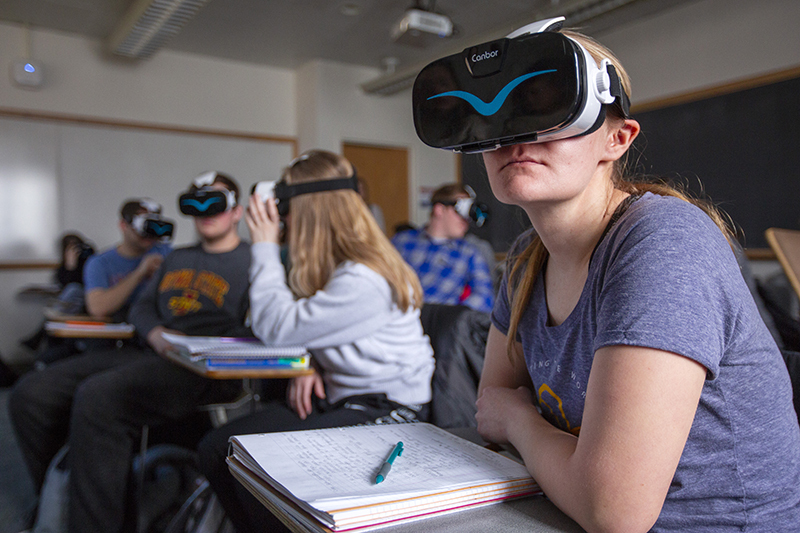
[
  {"xmin": 493, "ymin": 193, "xmax": 800, "ymax": 531},
  {"xmin": 83, "ymin": 243, "xmax": 172, "ymax": 313},
  {"xmin": 392, "ymin": 228, "xmax": 494, "ymax": 313}
]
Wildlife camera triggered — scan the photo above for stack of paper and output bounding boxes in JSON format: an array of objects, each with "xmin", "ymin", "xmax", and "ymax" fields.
[
  {"xmin": 161, "ymin": 333, "xmax": 309, "ymax": 370},
  {"xmin": 227, "ymin": 423, "xmax": 541, "ymax": 532}
]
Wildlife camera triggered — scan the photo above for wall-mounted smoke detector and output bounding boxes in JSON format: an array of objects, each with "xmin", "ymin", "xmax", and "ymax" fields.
[
  {"xmin": 11, "ymin": 59, "xmax": 44, "ymax": 88},
  {"xmin": 9, "ymin": 25, "xmax": 43, "ymax": 89}
]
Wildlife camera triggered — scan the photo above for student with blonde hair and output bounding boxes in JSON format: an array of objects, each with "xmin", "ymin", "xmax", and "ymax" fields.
[
  {"xmin": 197, "ymin": 149, "xmax": 435, "ymax": 532},
  {"xmin": 413, "ymin": 17, "xmax": 800, "ymax": 532}
]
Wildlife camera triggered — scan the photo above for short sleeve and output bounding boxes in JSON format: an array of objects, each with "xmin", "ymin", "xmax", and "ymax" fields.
[
  {"xmin": 491, "ymin": 276, "xmax": 511, "ymax": 335},
  {"xmin": 82, "ymin": 254, "xmax": 108, "ymax": 292},
  {"xmin": 592, "ymin": 197, "xmax": 743, "ymax": 379}
]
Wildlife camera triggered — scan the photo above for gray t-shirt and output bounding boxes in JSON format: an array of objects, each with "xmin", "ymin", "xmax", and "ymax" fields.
[{"xmin": 493, "ymin": 193, "xmax": 800, "ymax": 531}]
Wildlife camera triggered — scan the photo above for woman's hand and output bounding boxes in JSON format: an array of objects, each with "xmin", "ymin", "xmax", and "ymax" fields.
[
  {"xmin": 288, "ymin": 371, "xmax": 326, "ymax": 420},
  {"xmin": 245, "ymin": 194, "xmax": 281, "ymax": 244},
  {"xmin": 475, "ymin": 385, "xmax": 539, "ymax": 444}
]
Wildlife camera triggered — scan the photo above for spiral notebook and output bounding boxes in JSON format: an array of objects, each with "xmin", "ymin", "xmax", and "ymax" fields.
[
  {"xmin": 161, "ymin": 333, "xmax": 308, "ymax": 361},
  {"xmin": 227, "ymin": 423, "xmax": 541, "ymax": 532}
]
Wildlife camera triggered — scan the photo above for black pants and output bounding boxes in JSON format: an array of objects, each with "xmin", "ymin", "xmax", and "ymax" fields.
[
  {"xmin": 9, "ymin": 347, "xmax": 242, "ymax": 533},
  {"xmin": 197, "ymin": 394, "xmax": 428, "ymax": 533}
]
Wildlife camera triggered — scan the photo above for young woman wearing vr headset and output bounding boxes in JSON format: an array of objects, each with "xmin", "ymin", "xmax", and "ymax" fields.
[
  {"xmin": 412, "ymin": 17, "xmax": 800, "ymax": 533},
  {"xmin": 197, "ymin": 150, "xmax": 435, "ymax": 533}
]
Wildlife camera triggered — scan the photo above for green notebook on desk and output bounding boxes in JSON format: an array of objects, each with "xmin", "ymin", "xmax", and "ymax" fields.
[{"xmin": 227, "ymin": 422, "xmax": 541, "ymax": 532}]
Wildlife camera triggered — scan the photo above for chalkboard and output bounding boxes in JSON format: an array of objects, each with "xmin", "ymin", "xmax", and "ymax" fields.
[
  {"xmin": 632, "ymin": 74, "xmax": 800, "ymax": 249},
  {"xmin": 0, "ymin": 113, "xmax": 296, "ymax": 263}
]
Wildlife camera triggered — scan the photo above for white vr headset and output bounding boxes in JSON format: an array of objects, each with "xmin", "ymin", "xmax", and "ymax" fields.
[{"xmin": 412, "ymin": 17, "xmax": 630, "ymax": 153}]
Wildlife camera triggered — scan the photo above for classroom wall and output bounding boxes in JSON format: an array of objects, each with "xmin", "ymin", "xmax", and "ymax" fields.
[
  {"xmin": 0, "ymin": 22, "xmax": 296, "ymax": 135},
  {"xmin": 598, "ymin": 0, "xmax": 800, "ymax": 105},
  {"xmin": 295, "ymin": 60, "xmax": 457, "ymax": 225}
]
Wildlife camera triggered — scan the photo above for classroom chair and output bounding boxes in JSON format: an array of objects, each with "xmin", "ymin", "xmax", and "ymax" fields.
[{"xmin": 419, "ymin": 303, "xmax": 491, "ymax": 428}]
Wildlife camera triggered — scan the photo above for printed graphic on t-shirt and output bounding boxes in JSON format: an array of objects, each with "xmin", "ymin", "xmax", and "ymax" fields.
[
  {"xmin": 159, "ymin": 269, "xmax": 230, "ymax": 316},
  {"xmin": 533, "ymin": 359, "xmax": 586, "ymax": 436},
  {"xmin": 538, "ymin": 383, "xmax": 581, "ymax": 436}
]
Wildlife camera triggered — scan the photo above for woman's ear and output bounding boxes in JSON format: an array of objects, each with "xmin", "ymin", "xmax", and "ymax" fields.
[{"xmin": 603, "ymin": 119, "xmax": 640, "ymax": 162}]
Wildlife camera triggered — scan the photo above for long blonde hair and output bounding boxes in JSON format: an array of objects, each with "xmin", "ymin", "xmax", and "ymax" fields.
[
  {"xmin": 285, "ymin": 150, "xmax": 423, "ymax": 311},
  {"xmin": 504, "ymin": 30, "xmax": 735, "ymax": 361}
]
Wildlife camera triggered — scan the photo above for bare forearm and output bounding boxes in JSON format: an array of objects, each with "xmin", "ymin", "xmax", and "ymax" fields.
[
  {"xmin": 85, "ymin": 270, "xmax": 145, "ymax": 317},
  {"xmin": 503, "ymin": 405, "xmax": 659, "ymax": 533}
]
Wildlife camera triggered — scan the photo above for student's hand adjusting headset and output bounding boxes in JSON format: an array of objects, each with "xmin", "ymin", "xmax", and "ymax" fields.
[
  {"xmin": 412, "ymin": 17, "xmax": 630, "ymax": 153},
  {"xmin": 252, "ymin": 171, "xmax": 360, "ymax": 218}
]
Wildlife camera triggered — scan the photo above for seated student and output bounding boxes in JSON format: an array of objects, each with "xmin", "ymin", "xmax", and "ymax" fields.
[
  {"xmin": 392, "ymin": 183, "xmax": 494, "ymax": 313},
  {"xmin": 20, "ymin": 232, "xmax": 96, "ymax": 353},
  {"xmin": 55, "ymin": 232, "xmax": 95, "ymax": 289},
  {"xmin": 196, "ymin": 150, "xmax": 435, "ymax": 533},
  {"xmin": 83, "ymin": 198, "xmax": 173, "ymax": 321},
  {"xmin": 9, "ymin": 172, "xmax": 252, "ymax": 533},
  {"xmin": 32, "ymin": 201, "xmax": 172, "ymax": 367},
  {"xmin": 404, "ymin": 20, "xmax": 800, "ymax": 532},
  {"xmin": 25, "ymin": 198, "xmax": 172, "ymax": 369}
]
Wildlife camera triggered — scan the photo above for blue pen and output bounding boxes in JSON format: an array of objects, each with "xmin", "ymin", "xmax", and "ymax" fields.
[{"xmin": 375, "ymin": 442, "xmax": 403, "ymax": 484}]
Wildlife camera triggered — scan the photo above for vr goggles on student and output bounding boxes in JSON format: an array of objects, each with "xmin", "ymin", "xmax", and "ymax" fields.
[
  {"xmin": 124, "ymin": 198, "xmax": 174, "ymax": 240},
  {"xmin": 253, "ymin": 174, "xmax": 359, "ymax": 217},
  {"xmin": 178, "ymin": 171, "xmax": 237, "ymax": 217},
  {"xmin": 412, "ymin": 17, "xmax": 631, "ymax": 153},
  {"xmin": 131, "ymin": 213, "xmax": 174, "ymax": 241},
  {"xmin": 436, "ymin": 186, "xmax": 490, "ymax": 227}
]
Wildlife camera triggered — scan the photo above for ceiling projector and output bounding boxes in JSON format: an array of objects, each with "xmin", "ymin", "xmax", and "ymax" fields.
[{"xmin": 391, "ymin": 8, "xmax": 453, "ymax": 47}]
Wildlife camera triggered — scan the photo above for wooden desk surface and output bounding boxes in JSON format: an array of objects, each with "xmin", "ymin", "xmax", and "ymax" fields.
[
  {"xmin": 16, "ymin": 284, "xmax": 61, "ymax": 301},
  {"xmin": 44, "ymin": 321, "xmax": 135, "ymax": 339},
  {"xmin": 161, "ymin": 349, "xmax": 314, "ymax": 380}
]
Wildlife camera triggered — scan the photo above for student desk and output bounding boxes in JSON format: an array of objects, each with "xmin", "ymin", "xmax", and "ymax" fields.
[
  {"xmin": 766, "ymin": 227, "xmax": 800, "ymax": 301},
  {"xmin": 43, "ymin": 313, "xmax": 135, "ymax": 340},
  {"xmin": 16, "ymin": 283, "xmax": 62, "ymax": 302},
  {"xmin": 237, "ymin": 426, "xmax": 585, "ymax": 533},
  {"xmin": 161, "ymin": 348, "xmax": 313, "ymax": 422},
  {"xmin": 161, "ymin": 348, "xmax": 314, "ymax": 380},
  {"xmin": 256, "ymin": 483, "xmax": 584, "ymax": 533},
  {"xmin": 373, "ymin": 496, "xmax": 583, "ymax": 533}
]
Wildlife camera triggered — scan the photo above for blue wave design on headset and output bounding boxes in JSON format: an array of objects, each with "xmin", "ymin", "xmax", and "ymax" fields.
[
  {"xmin": 427, "ymin": 69, "xmax": 557, "ymax": 116},
  {"xmin": 148, "ymin": 223, "xmax": 172, "ymax": 235},
  {"xmin": 181, "ymin": 197, "xmax": 221, "ymax": 212}
]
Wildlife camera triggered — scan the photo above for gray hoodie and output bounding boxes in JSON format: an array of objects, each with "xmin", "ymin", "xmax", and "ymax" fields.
[{"xmin": 249, "ymin": 242, "xmax": 434, "ymax": 406}]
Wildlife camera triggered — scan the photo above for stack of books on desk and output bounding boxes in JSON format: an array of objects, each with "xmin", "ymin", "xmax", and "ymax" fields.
[
  {"xmin": 161, "ymin": 333, "xmax": 309, "ymax": 371},
  {"xmin": 227, "ymin": 422, "xmax": 541, "ymax": 532}
]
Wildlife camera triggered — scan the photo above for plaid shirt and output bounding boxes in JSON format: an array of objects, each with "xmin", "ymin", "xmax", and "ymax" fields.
[{"xmin": 392, "ymin": 228, "xmax": 494, "ymax": 313}]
